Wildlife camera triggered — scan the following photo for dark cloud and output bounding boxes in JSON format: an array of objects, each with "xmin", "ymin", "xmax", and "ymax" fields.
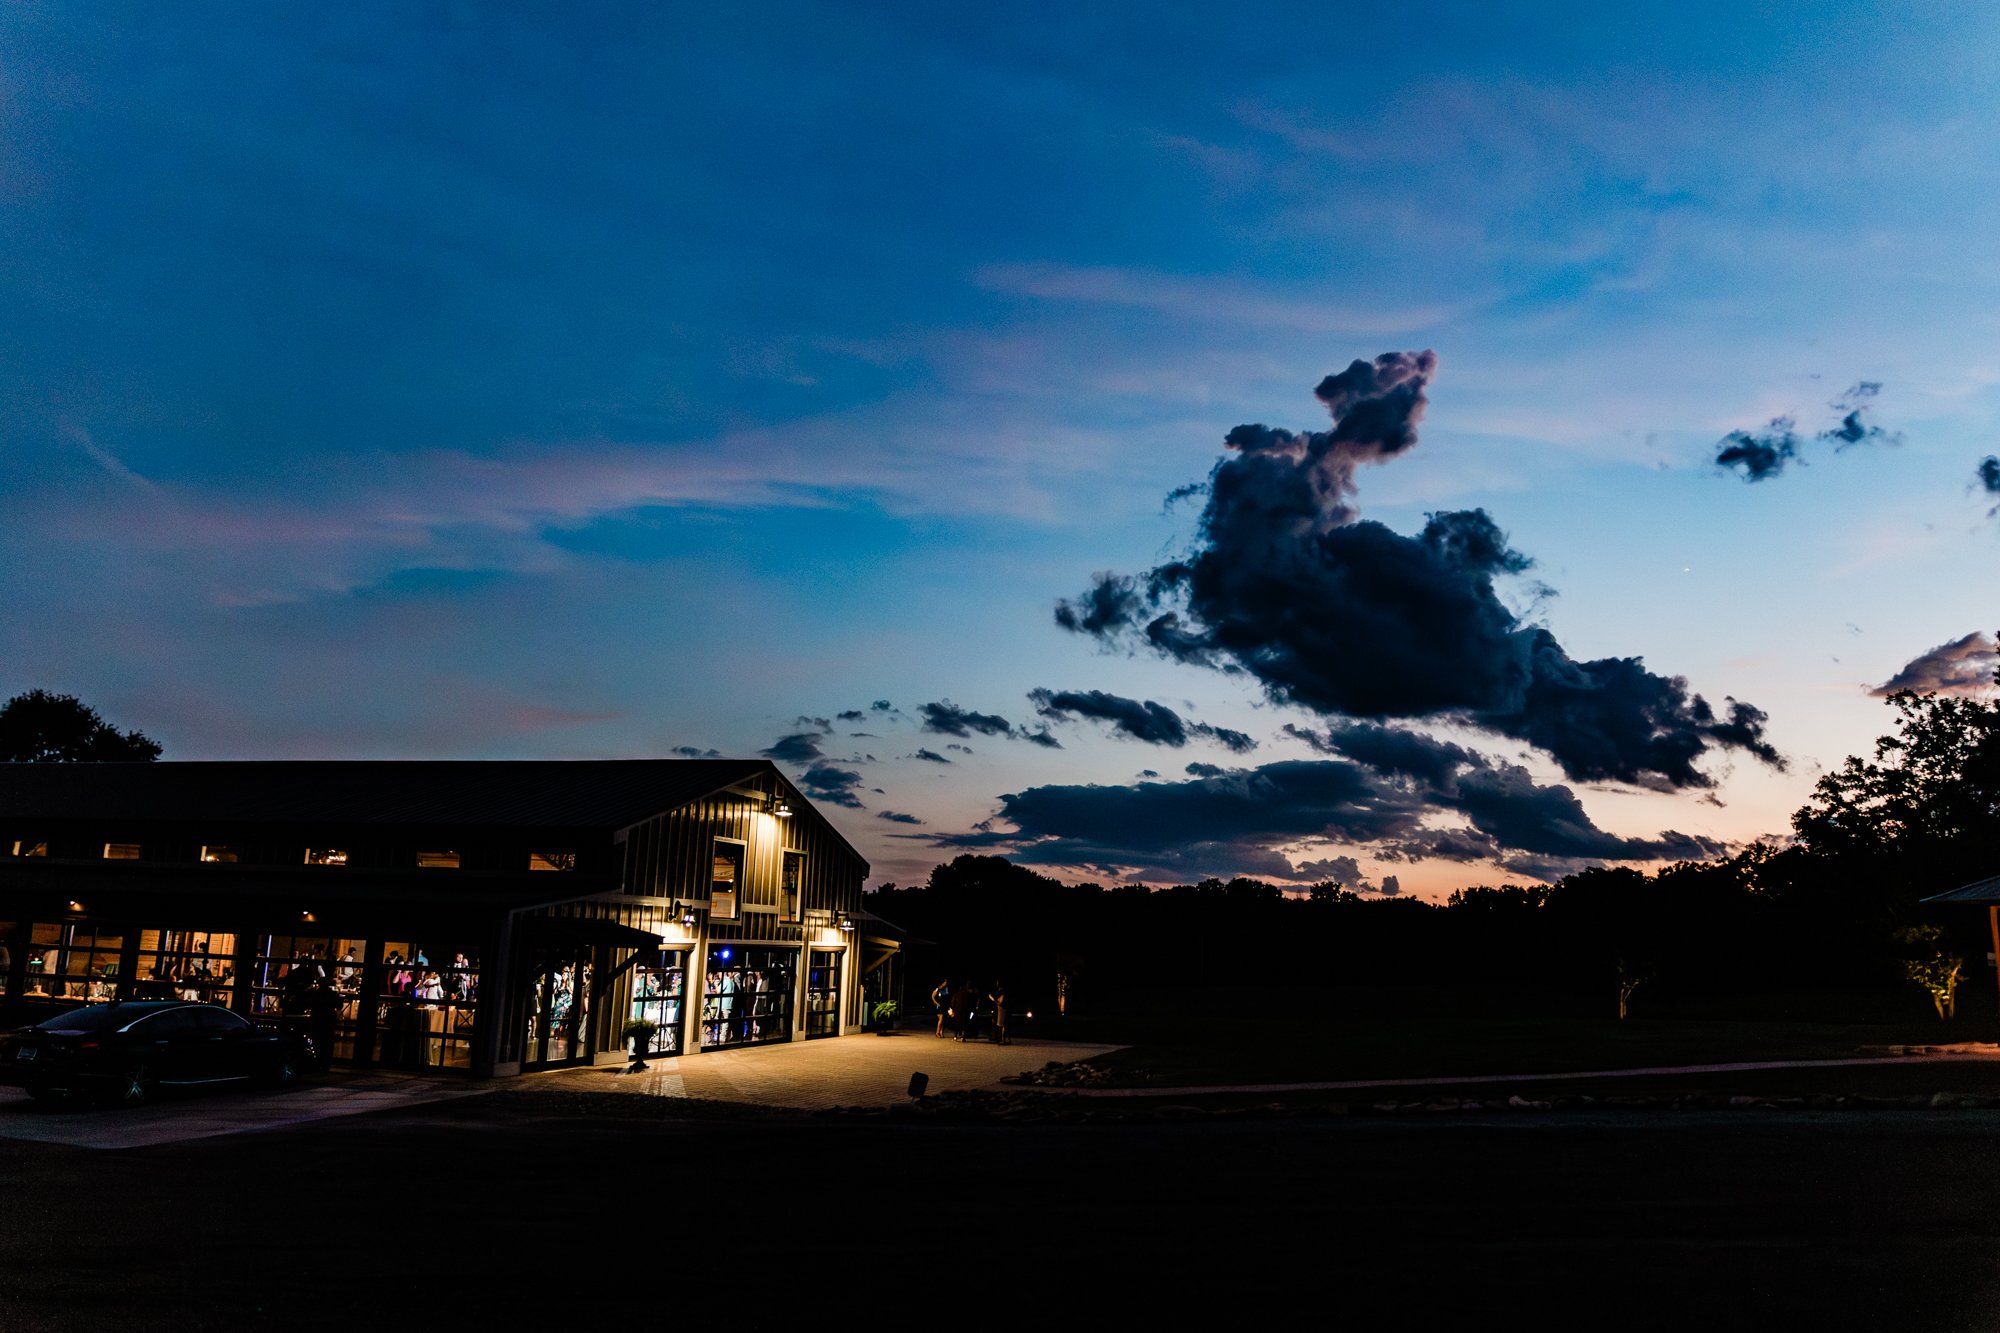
[
  {"xmin": 876, "ymin": 810, "xmax": 924, "ymax": 825},
  {"xmin": 1294, "ymin": 854, "xmax": 1376, "ymax": 892},
  {"xmin": 798, "ymin": 764, "xmax": 865, "ymax": 808},
  {"xmin": 1978, "ymin": 457, "xmax": 2000, "ymax": 514},
  {"xmin": 1377, "ymin": 826, "xmax": 1499, "ymax": 863},
  {"xmin": 796, "ymin": 715, "xmax": 833, "ymax": 732},
  {"xmin": 1871, "ymin": 631, "xmax": 1998, "ymax": 698},
  {"xmin": 671, "ymin": 745, "xmax": 722, "ymax": 759},
  {"xmin": 1715, "ymin": 417, "xmax": 1801, "ymax": 481},
  {"xmin": 761, "ymin": 732, "xmax": 826, "ymax": 765},
  {"xmin": 1716, "ymin": 385, "xmax": 1898, "ymax": 481},
  {"xmin": 872, "ymin": 700, "xmax": 896, "ymax": 712},
  {"xmin": 1022, "ymin": 727, "xmax": 1062, "ymax": 749},
  {"xmin": 912, "ymin": 748, "xmax": 953, "ymax": 764},
  {"xmin": 836, "ymin": 710, "xmax": 866, "ymax": 722},
  {"xmin": 1440, "ymin": 763, "xmax": 1722, "ymax": 863},
  {"xmin": 946, "ymin": 743, "xmax": 973, "ymax": 754},
  {"xmin": 1057, "ymin": 357, "xmax": 1777, "ymax": 791},
  {"xmin": 1030, "ymin": 687, "xmax": 1259, "ymax": 753},
  {"xmin": 918, "ymin": 700, "xmax": 1018, "ymax": 738},
  {"xmin": 1030, "ymin": 688, "xmax": 1190, "ymax": 745},
  {"xmin": 1183, "ymin": 762, "xmax": 1224, "ymax": 777},
  {"xmin": 1285, "ymin": 721, "xmax": 1476, "ymax": 786},
  {"xmin": 1138, "ymin": 769, "xmax": 1160, "ymax": 778}
]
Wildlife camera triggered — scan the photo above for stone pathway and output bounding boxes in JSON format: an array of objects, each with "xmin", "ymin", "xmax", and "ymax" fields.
[{"xmin": 525, "ymin": 1031, "xmax": 1124, "ymax": 1109}]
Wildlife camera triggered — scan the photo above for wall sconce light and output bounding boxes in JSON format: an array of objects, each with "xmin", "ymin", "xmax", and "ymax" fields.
[
  {"xmin": 67, "ymin": 900, "xmax": 84, "ymax": 913},
  {"xmin": 774, "ymin": 799, "xmax": 792, "ymax": 819},
  {"xmin": 837, "ymin": 915, "xmax": 855, "ymax": 934},
  {"xmin": 671, "ymin": 900, "xmax": 696, "ymax": 929}
]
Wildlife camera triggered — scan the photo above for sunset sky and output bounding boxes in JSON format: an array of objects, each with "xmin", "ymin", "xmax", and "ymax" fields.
[{"xmin": 4, "ymin": 3, "xmax": 1997, "ymax": 894}]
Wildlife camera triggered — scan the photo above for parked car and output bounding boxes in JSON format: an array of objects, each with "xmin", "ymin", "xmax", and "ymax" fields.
[{"xmin": 0, "ymin": 1002, "xmax": 312, "ymax": 1106}]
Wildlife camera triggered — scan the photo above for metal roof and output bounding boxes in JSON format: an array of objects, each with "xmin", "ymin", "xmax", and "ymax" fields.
[
  {"xmin": 0, "ymin": 759, "xmax": 771, "ymax": 831},
  {"xmin": 1922, "ymin": 873, "xmax": 2000, "ymax": 905}
]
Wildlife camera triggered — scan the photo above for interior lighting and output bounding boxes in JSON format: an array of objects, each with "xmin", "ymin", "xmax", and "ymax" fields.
[{"xmin": 67, "ymin": 900, "xmax": 84, "ymax": 913}]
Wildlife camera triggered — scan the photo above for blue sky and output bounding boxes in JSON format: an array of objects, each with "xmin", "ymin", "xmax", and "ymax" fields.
[{"xmin": 4, "ymin": 2, "xmax": 1997, "ymax": 892}]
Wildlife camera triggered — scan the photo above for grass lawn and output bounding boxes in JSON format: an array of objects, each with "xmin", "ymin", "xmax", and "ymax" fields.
[{"xmin": 1028, "ymin": 983, "xmax": 1988, "ymax": 1086}]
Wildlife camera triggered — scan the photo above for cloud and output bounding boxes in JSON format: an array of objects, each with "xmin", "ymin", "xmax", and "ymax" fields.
[
  {"xmin": 1027, "ymin": 688, "xmax": 1259, "ymax": 753},
  {"xmin": 973, "ymin": 263, "xmax": 1457, "ymax": 336},
  {"xmin": 1022, "ymin": 728, "xmax": 1062, "ymax": 749},
  {"xmin": 671, "ymin": 745, "xmax": 722, "ymax": 759},
  {"xmin": 1058, "ymin": 356, "xmax": 1779, "ymax": 790},
  {"xmin": 1978, "ymin": 456, "xmax": 2000, "ymax": 515},
  {"xmin": 876, "ymin": 810, "xmax": 925, "ymax": 825},
  {"xmin": 1714, "ymin": 417, "xmax": 1802, "ymax": 482},
  {"xmin": 1715, "ymin": 385, "xmax": 1898, "ymax": 482},
  {"xmin": 837, "ymin": 709, "xmax": 866, "ymax": 722},
  {"xmin": 798, "ymin": 764, "xmax": 865, "ymax": 808},
  {"xmin": 761, "ymin": 732, "xmax": 827, "ymax": 764},
  {"xmin": 946, "ymin": 743, "xmax": 973, "ymax": 754},
  {"xmin": 927, "ymin": 748, "xmax": 1714, "ymax": 884},
  {"xmin": 918, "ymin": 700, "xmax": 1018, "ymax": 738},
  {"xmin": 1871, "ymin": 631, "xmax": 1998, "ymax": 697},
  {"xmin": 912, "ymin": 748, "xmax": 953, "ymax": 764}
]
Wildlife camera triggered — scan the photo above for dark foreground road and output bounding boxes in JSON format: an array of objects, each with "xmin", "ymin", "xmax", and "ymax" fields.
[{"xmin": 4, "ymin": 1097, "xmax": 2000, "ymax": 1330}]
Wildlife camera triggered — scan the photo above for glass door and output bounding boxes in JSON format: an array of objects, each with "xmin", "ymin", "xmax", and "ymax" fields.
[
  {"xmin": 522, "ymin": 946, "xmax": 593, "ymax": 1067},
  {"xmin": 804, "ymin": 950, "xmax": 842, "ymax": 1038}
]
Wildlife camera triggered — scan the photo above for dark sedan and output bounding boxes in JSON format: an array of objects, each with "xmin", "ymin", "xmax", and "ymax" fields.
[{"xmin": 0, "ymin": 1002, "xmax": 312, "ymax": 1106}]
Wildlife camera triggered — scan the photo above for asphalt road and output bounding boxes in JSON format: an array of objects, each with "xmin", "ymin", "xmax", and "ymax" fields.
[{"xmin": 3, "ymin": 1096, "xmax": 1999, "ymax": 1330}]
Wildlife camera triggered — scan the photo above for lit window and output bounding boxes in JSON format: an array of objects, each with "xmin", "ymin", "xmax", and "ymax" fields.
[
  {"xmin": 528, "ymin": 851, "xmax": 576, "ymax": 872},
  {"xmin": 710, "ymin": 841, "xmax": 743, "ymax": 921},
  {"xmin": 416, "ymin": 850, "xmax": 461, "ymax": 869},
  {"xmin": 103, "ymin": 843, "xmax": 141, "ymax": 860},
  {"xmin": 200, "ymin": 846, "xmax": 239, "ymax": 864},
  {"xmin": 304, "ymin": 848, "xmax": 349, "ymax": 867},
  {"xmin": 9, "ymin": 840, "xmax": 48, "ymax": 858}
]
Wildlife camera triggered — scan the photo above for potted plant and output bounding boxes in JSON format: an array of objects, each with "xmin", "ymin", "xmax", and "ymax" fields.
[
  {"xmin": 621, "ymin": 1018, "xmax": 659, "ymax": 1071},
  {"xmin": 870, "ymin": 1000, "xmax": 899, "ymax": 1034}
]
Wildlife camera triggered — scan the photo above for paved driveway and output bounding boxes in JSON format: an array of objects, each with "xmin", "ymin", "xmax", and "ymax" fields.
[
  {"xmin": 0, "ymin": 1071, "xmax": 492, "ymax": 1149},
  {"xmin": 528, "ymin": 1031, "xmax": 1122, "ymax": 1109}
]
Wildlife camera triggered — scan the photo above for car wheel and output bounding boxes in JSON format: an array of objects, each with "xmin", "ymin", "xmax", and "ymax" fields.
[{"xmin": 113, "ymin": 1066, "xmax": 153, "ymax": 1107}]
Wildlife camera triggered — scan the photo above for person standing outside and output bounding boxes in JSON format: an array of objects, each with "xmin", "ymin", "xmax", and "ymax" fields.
[
  {"xmin": 987, "ymin": 980, "xmax": 1008, "ymax": 1045},
  {"xmin": 932, "ymin": 977, "xmax": 952, "ymax": 1038},
  {"xmin": 952, "ymin": 980, "xmax": 978, "ymax": 1043}
]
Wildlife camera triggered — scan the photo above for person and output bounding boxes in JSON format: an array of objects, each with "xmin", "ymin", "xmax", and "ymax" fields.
[
  {"xmin": 952, "ymin": 981, "xmax": 978, "ymax": 1043},
  {"xmin": 932, "ymin": 977, "xmax": 952, "ymax": 1037},
  {"xmin": 305, "ymin": 977, "xmax": 340, "ymax": 1071},
  {"xmin": 987, "ymin": 979, "xmax": 1008, "ymax": 1045}
]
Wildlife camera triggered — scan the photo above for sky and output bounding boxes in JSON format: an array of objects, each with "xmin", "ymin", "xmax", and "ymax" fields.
[{"xmin": 3, "ymin": 2, "xmax": 1998, "ymax": 896}]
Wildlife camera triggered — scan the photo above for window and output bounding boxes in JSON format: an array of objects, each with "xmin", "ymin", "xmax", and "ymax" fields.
[
  {"xmin": 376, "ymin": 939, "xmax": 480, "ymax": 1070},
  {"xmin": 415, "ymin": 850, "xmax": 460, "ymax": 869},
  {"xmin": 710, "ymin": 840, "xmax": 744, "ymax": 921},
  {"xmin": 103, "ymin": 843, "xmax": 140, "ymax": 860},
  {"xmin": 27, "ymin": 923, "xmax": 125, "ymax": 1002},
  {"xmin": 200, "ymin": 846, "xmax": 239, "ymax": 863},
  {"xmin": 303, "ymin": 848, "xmax": 348, "ymax": 867},
  {"xmin": 134, "ymin": 929, "xmax": 237, "ymax": 1006},
  {"xmin": 781, "ymin": 851, "xmax": 805, "ymax": 923},
  {"xmin": 805, "ymin": 949, "xmax": 842, "ymax": 1038},
  {"xmin": 699, "ymin": 945, "xmax": 794, "ymax": 1048},
  {"xmin": 629, "ymin": 950, "xmax": 687, "ymax": 1057},
  {"xmin": 9, "ymin": 840, "xmax": 47, "ymax": 858},
  {"xmin": 528, "ymin": 851, "xmax": 576, "ymax": 872}
]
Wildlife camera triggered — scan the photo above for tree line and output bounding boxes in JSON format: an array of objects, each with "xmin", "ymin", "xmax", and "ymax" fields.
[{"xmin": 870, "ymin": 683, "xmax": 2000, "ymax": 1024}]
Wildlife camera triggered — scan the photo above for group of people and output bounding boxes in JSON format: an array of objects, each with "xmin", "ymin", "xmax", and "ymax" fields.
[{"xmin": 930, "ymin": 977, "xmax": 1008, "ymax": 1044}]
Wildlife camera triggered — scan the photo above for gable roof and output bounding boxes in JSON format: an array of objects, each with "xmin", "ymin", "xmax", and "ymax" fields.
[
  {"xmin": 0, "ymin": 759, "xmax": 771, "ymax": 832},
  {"xmin": 1923, "ymin": 873, "xmax": 2000, "ymax": 905}
]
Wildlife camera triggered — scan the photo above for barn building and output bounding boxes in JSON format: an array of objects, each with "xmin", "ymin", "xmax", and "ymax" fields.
[{"xmin": 0, "ymin": 759, "xmax": 875, "ymax": 1077}]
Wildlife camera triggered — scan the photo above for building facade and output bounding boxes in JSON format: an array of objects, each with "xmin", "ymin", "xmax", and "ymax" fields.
[{"xmin": 0, "ymin": 759, "xmax": 871, "ymax": 1077}]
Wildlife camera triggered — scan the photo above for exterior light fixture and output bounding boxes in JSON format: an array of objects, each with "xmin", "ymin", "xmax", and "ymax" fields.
[
  {"xmin": 67, "ymin": 900, "xmax": 84, "ymax": 913},
  {"xmin": 681, "ymin": 906, "xmax": 697, "ymax": 928},
  {"xmin": 774, "ymin": 800, "xmax": 792, "ymax": 819},
  {"xmin": 837, "ymin": 915, "xmax": 855, "ymax": 934}
]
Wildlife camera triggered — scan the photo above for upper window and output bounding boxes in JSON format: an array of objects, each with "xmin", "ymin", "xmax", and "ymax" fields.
[
  {"xmin": 528, "ymin": 852, "xmax": 576, "ymax": 872},
  {"xmin": 200, "ymin": 846, "xmax": 239, "ymax": 864},
  {"xmin": 782, "ymin": 851, "xmax": 805, "ymax": 922},
  {"xmin": 103, "ymin": 843, "xmax": 140, "ymax": 860},
  {"xmin": 416, "ymin": 850, "xmax": 461, "ymax": 869},
  {"xmin": 304, "ymin": 848, "xmax": 349, "ymax": 867},
  {"xmin": 710, "ymin": 841, "xmax": 744, "ymax": 921},
  {"xmin": 9, "ymin": 840, "xmax": 47, "ymax": 858}
]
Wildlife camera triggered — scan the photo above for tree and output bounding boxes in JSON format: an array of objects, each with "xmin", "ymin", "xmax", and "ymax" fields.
[
  {"xmin": 1790, "ymin": 681, "xmax": 2000, "ymax": 916},
  {"xmin": 0, "ymin": 690, "xmax": 162, "ymax": 762}
]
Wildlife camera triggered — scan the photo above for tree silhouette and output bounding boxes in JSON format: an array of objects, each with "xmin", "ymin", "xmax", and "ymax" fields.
[{"xmin": 0, "ymin": 689, "xmax": 162, "ymax": 762}]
